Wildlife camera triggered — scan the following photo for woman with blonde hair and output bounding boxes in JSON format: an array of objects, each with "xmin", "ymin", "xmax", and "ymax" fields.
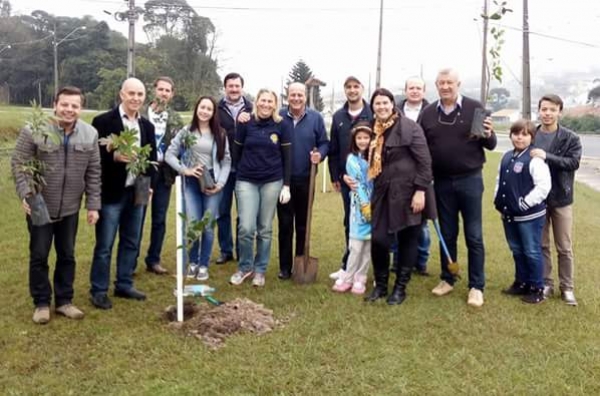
[{"xmin": 230, "ymin": 89, "xmax": 292, "ymax": 287}]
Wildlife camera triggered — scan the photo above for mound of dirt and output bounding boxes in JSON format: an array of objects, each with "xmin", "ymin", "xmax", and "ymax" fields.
[{"xmin": 164, "ymin": 298, "xmax": 286, "ymax": 349}]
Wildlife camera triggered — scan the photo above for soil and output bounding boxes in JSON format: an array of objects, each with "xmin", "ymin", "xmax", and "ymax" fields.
[{"xmin": 164, "ymin": 298, "xmax": 289, "ymax": 349}]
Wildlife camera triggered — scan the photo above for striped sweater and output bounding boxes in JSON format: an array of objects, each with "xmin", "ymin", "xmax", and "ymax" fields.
[{"xmin": 11, "ymin": 120, "xmax": 102, "ymax": 219}]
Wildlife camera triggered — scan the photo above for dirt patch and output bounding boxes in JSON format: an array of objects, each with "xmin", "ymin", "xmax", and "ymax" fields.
[{"xmin": 164, "ymin": 298, "xmax": 289, "ymax": 349}]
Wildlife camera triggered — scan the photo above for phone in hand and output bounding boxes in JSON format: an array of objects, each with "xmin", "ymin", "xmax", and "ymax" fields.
[{"xmin": 470, "ymin": 108, "xmax": 492, "ymax": 138}]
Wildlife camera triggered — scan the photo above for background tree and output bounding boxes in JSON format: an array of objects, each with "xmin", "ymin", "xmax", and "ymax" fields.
[
  {"xmin": 489, "ymin": 87, "xmax": 510, "ymax": 111},
  {"xmin": 286, "ymin": 59, "xmax": 324, "ymax": 112}
]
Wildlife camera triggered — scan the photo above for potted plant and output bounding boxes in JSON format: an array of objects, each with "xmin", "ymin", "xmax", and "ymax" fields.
[
  {"xmin": 98, "ymin": 127, "xmax": 158, "ymax": 205},
  {"xmin": 179, "ymin": 130, "xmax": 214, "ymax": 192},
  {"xmin": 18, "ymin": 102, "xmax": 61, "ymax": 226}
]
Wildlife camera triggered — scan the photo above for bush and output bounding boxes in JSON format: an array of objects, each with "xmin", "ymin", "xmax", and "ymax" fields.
[{"xmin": 561, "ymin": 115, "xmax": 600, "ymax": 134}]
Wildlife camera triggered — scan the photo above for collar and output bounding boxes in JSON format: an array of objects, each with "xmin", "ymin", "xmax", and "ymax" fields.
[
  {"xmin": 225, "ymin": 96, "xmax": 244, "ymax": 107},
  {"xmin": 436, "ymin": 94, "xmax": 463, "ymax": 112},
  {"xmin": 287, "ymin": 106, "xmax": 306, "ymax": 121},
  {"xmin": 513, "ymin": 145, "xmax": 531, "ymax": 158},
  {"xmin": 403, "ymin": 100, "xmax": 423, "ymax": 112},
  {"xmin": 119, "ymin": 104, "xmax": 140, "ymax": 120}
]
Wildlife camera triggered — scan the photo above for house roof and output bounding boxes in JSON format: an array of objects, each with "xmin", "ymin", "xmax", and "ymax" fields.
[
  {"xmin": 305, "ymin": 77, "xmax": 326, "ymax": 87},
  {"xmin": 563, "ymin": 105, "xmax": 600, "ymax": 117}
]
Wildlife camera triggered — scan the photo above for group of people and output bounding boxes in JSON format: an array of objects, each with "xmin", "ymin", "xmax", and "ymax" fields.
[{"xmin": 11, "ymin": 66, "xmax": 581, "ymax": 325}]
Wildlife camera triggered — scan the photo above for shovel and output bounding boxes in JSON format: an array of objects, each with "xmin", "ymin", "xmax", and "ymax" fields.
[
  {"xmin": 292, "ymin": 157, "xmax": 319, "ymax": 284},
  {"xmin": 432, "ymin": 219, "xmax": 461, "ymax": 278}
]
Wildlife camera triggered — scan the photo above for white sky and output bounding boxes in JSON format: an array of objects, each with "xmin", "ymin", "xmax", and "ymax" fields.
[{"xmin": 11, "ymin": 0, "xmax": 600, "ymax": 98}]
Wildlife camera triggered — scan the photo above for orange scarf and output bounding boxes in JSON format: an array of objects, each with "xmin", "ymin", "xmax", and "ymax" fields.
[{"xmin": 368, "ymin": 112, "xmax": 398, "ymax": 179}]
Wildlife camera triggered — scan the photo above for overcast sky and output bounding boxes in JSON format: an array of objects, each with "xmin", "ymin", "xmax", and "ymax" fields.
[{"xmin": 12, "ymin": 0, "xmax": 600, "ymax": 97}]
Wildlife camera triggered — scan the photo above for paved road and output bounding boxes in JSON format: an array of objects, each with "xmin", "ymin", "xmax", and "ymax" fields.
[{"xmin": 495, "ymin": 134, "xmax": 600, "ymax": 191}]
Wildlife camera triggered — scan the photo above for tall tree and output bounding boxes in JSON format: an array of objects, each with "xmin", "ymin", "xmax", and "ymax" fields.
[{"xmin": 287, "ymin": 59, "xmax": 324, "ymax": 112}]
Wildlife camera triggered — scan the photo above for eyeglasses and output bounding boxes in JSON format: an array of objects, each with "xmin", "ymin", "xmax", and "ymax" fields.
[{"xmin": 437, "ymin": 112, "xmax": 461, "ymax": 126}]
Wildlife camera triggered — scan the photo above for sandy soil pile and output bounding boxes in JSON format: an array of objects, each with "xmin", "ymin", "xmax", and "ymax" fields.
[{"xmin": 164, "ymin": 298, "xmax": 286, "ymax": 349}]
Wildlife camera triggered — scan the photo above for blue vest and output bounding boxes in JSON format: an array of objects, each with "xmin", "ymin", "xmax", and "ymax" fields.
[{"xmin": 494, "ymin": 147, "xmax": 546, "ymax": 222}]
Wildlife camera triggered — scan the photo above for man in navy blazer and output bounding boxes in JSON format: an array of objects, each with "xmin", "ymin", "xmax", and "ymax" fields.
[{"xmin": 89, "ymin": 78, "xmax": 157, "ymax": 309}]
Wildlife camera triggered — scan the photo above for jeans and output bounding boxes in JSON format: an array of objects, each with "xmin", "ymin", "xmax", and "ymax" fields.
[
  {"xmin": 391, "ymin": 222, "xmax": 431, "ymax": 271},
  {"xmin": 434, "ymin": 172, "xmax": 485, "ymax": 290},
  {"xmin": 90, "ymin": 188, "xmax": 144, "ymax": 295},
  {"xmin": 236, "ymin": 179, "xmax": 282, "ymax": 274},
  {"xmin": 503, "ymin": 216, "xmax": 545, "ymax": 289},
  {"xmin": 27, "ymin": 213, "xmax": 79, "ymax": 307},
  {"xmin": 183, "ymin": 175, "xmax": 221, "ymax": 267},
  {"xmin": 340, "ymin": 182, "xmax": 351, "ymax": 270},
  {"xmin": 138, "ymin": 170, "xmax": 172, "ymax": 268},
  {"xmin": 277, "ymin": 177, "xmax": 311, "ymax": 274},
  {"xmin": 217, "ymin": 171, "xmax": 238, "ymax": 258}
]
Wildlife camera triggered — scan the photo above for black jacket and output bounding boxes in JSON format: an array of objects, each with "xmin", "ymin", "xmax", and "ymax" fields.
[
  {"xmin": 536, "ymin": 124, "xmax": 581, "ymax": 208},
  {"xmin": 397, "ymin": 98, "xmax": 429, "ymax": 119},
  {"xmin": 328, "ymin": 100, "xmax": 373, "ymax": 182},
  {"xmin": 92, "ymin": 107, "xmax": 157, "ymax": 204},
  {"xmin": 218, "ymin": 97, "xmax": 253, "ymax": 167}
]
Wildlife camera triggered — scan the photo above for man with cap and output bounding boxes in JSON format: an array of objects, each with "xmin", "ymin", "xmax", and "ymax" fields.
[{"xmin": 328, "ymin": 76, "xmax": 373, "ymax": 280}]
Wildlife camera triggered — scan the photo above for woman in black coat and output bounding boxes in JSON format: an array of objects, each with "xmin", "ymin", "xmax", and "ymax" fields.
[{"xmin": 365, "ymin": 88, "xmax": 433, "ymax": 305}]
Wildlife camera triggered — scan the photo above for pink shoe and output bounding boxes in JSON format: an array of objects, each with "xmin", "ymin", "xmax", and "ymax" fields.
[
  {"xmin": 351, "ymin": 282, "xmax": 366, "ymax": 295},
  {"xmin": 332, "ymin": 280, "xmax": 352, "ymax": 293}
]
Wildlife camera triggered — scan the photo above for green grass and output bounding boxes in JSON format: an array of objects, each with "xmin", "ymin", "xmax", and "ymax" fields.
[{"xmin": 1, "ymin": 148, "xmax": 600, "ymax": 395}]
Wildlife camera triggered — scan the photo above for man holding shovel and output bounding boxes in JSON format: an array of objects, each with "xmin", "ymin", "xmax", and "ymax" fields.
[
  {"xmin": 277, "ymin": 82, "xmax": 329, "ymax": 280},
  {"xmin": 11, "ymin": 86, "xmax": 101, "ymax": 324}
]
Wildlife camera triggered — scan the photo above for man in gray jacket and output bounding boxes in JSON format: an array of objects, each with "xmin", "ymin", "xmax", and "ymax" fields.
[{"xmin": 11, "ymin": 86, "xmax": 101, "ymax": 324}]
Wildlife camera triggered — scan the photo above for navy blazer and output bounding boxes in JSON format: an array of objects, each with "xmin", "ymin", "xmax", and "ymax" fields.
[{"xmin": 92, "ymin": 107, "xmax": 157, "ymax": 204}]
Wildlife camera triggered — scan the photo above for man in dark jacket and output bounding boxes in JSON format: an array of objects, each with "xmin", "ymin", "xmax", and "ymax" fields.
[
  {"xmin": 278, "ymin": 82, "xmax": 329, "ymax": 279},
  {"xmin": 328, "ymin": 76, "xmax": 372, "ymax": 279},
  {"xmin": 89, "ymin": 78, "xmax": 157, "ymax": 310},
  {"xmin": 11, "ymin": 86, "xmax": 101, "ymax": 324},
  {"xmin": 396, "ymin": 76, "xmax": 431, "ymax": 276},
  {"xmin": 419, "ymin": 68, "xmax": 496, "ymax": 308},
  {"xmin": 138, "ymin": 76, "xmax": 183, "ymax": 275},
  {"xmin": 215, "ymin": 72, "xmax": 253, "ymax": 265},
  {"xmin": 531, "ymin": 94, "xmax": 582, "ymax": 305}
]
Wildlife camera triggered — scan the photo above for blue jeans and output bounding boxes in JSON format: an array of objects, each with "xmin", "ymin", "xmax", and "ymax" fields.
[
  {"xmin": 503, "ymin": 216, "xmax": 545, "ymax": 289},
  {"xmin": 90, "ymin": 188, "xmax": 144, "ymax": 295},
  {"xmin": 391, "ymin": 222, "xmax": 431, "ymax": 271},
  {"xmin": 434, "ymin": 172, "xmax": 485, "ymax": 290},
  {"xmin": 139, "ymin": 170, "xmax": 172, "ymax": 268},
  {"xmin": 235, "ymin": 179, "xmax": 282, "ymax": 274},
  {"xmin": 183, "ymin": 175, "xmax": 221, "ymax": 267},
  {"xmin": 217, "ymin": 171, "xmax": 238, "ymax": 257}
]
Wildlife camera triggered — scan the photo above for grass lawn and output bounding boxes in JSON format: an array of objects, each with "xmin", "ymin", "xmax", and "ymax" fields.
[{"xmin": 1, "ymin": 148, "xmax": 600, "ymax": 394}]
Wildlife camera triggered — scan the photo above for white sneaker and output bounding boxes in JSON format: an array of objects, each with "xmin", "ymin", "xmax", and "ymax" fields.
[
  {"xmin": 561, "ymin": 290, "xmax": 578, "ymax": 306},
  {"xmin": 229, "ymin": 270, "xmax": 254, "ymax": 286},
  {"xmin": 467, "ymin": 288, "xmax": 484, "ymax": 307},
  {"xmin": 329, "ymin": 269, "xmax": 345, "ymax": 280},
  {"xmin": 252, "ymin": 273, "xmax": 266, "ymax": 287},
  {"xmin": 432, "ymin": 281, "xmax": 454, "ymax": 296},
  {"xmin": 186, "ymin": 264, "xmax": 199, "ymax": 279},
  {"xmin": 196, "ymin": 266, "xmax": 209, "ymax": 281}
]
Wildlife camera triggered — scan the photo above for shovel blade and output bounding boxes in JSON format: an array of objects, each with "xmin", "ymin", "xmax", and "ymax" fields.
[
  {"xmin": 292, "ymin": 256, "xmax": 306, "ymax": 284},
  {"xmin": 292, "ymin": 255, "xmax": 318, "ymax": 284}
]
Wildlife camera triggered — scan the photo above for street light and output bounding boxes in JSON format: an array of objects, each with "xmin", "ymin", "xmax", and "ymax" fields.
[
  {"xmin": 53, "ymin": 26, "xmax": 86, "ymax": 96},
  {"xmin": 0, "ymin": 44, "xmax": 11, "ymax": 55}
]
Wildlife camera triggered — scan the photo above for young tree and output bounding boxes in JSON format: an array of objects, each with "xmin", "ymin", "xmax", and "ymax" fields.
[{"xmin": 287, "ymin": 59, "xmax": 324, "ymax": 112}]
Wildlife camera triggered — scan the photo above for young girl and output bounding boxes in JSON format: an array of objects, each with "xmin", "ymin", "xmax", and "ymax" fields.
[
  {"xmin": 494, "ymin": 119, "xmax": 551, "ymax": 304},
  {"xmin": 165, "ymin": 96, "xmax": 231, "ymax": 282},
  {"xmin": 332, "ymin": 122, "xmax": 373, "ymax": 294}
]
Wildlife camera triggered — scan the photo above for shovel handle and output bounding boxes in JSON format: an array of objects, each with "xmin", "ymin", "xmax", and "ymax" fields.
[
  {"xmin": 303, "ymin": 148, "xmax": 317, "ymax": 260},
  {"xmin": 433, "ymin": 219, "xmax": 453, "ymax": 264}
]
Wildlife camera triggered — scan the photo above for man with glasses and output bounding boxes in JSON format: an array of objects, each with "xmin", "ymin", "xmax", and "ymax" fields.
[{"xmin": 418, "ymin": 68, "xmax": 496, "ymax": 307}]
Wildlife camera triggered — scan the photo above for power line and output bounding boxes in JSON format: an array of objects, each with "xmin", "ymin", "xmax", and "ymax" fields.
[{"xmin": 491, "ymin": 22, "xmax": 600, "ymax": 49}]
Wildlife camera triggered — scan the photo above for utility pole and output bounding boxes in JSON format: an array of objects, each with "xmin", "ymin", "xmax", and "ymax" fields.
[
  {"xmin": 375, "ymin": 0, "xmax": 384, "ymax": 89},
  {"xmin": 480, "ymin": 0, "xmax": 489, "ymax": 105},
  {"xmin": 53, "ymin": 22, "xmax": 58, "ymax": 97},
  {"xmin": 127, "ymin": 0, "xmax": 136, "ymax": 77},
  {"xmin": 522, "ymin": 0, "xmax": 531, "ymax": 119}
]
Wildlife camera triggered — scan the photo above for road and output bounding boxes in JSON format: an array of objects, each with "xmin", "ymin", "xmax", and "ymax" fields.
[{"xmin": 495, "ymin": 134, "xmax": 600, "ymax": 158}]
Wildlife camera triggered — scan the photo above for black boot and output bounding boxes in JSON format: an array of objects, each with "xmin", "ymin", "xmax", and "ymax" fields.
[
  {"xmin": 364, "ymin": 271, "xmax": 389, "ymax": 302},
  {"xmin": 522, "ymin": 286, "xmax": 545, "ymax": 304},
  {"xmin": 502, "ymin": 281, "xmax": 528, "ymax": 296},
  {"xmin": 387, "ymin": 267, "xmax": 412, "ymax": 305}
]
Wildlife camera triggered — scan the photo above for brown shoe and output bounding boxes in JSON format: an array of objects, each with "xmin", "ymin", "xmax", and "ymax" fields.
[
  {"xmin": 146, "ymin": 264, "xmax": 168, "ymax": 275},
  {"xmin": 33, "ymin": 307, "xmax": 50, "ymax": 324},
  {"xmin": 56, "ymin": 304, "xmax": 85, "ymax": 319}
]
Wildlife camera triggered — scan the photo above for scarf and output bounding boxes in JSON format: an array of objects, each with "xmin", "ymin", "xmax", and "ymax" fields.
[{"xmin": 368, "ymin": 111, "xmax": 399, "ymax": 179}]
